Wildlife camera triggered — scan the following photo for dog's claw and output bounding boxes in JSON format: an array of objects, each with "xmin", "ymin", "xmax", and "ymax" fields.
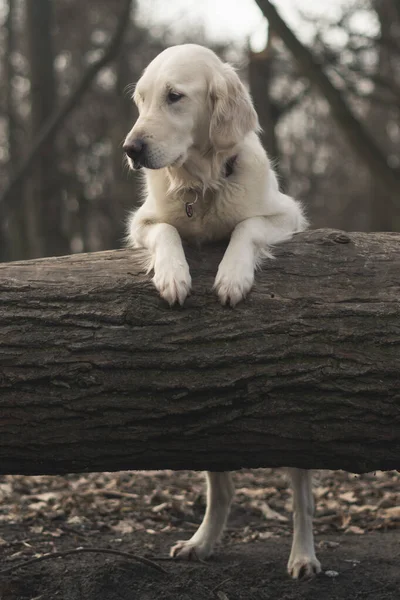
[
  {"xmin": 288, "ymin": 555, "xmax": 321, "ymax": 580},
  {"xmin": 213, "ymin": 272, "xmax": 254, "ymax": 307},
  {"xmin": 170, "ymin": 540, "xmax": 212, "ymax": 561},
  {"xmin": 153, "ymin": 257, "xmax": 191, "ymax": 306},
  {"xmin": 214, "ymin": 257, "xmax": 254, "ymax": 307}
]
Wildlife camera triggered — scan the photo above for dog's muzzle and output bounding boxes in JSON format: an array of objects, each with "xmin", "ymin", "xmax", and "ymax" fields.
[{"xmin": 123, "ymin": 138, "xmax": 146, "ymax": 169}]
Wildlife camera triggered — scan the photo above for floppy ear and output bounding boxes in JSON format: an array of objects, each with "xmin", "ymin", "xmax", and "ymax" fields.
[{"xmin": 209, "ymin": 64, "xmax": 259, "ymax": 151}]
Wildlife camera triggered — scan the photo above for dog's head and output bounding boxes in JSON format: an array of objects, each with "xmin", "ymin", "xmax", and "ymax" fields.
[{"xmin": 123, "ymin": 44, "xmax": 258, "ymax": 170}]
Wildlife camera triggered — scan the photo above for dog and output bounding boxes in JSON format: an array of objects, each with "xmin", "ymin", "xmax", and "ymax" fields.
[{"xmin": 123, "ymin": 44, "xmax": 320, "ymax": 579}]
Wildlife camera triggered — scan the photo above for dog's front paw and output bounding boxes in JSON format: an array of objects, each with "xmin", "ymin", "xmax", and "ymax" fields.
[
  {"xmin": 214, "ymin": 260, "xmax": 254, "ymax": 307},
  {"xmin": 170, "ymin": 539, "xmax": 213, "ymax": 561},
  {"xmin": 153, "ymin": 256, "xmax": 191, "ymax": 306},
  {"xmin": 287, "ymin": 554, "xmax": 321, "ymax": 580}
]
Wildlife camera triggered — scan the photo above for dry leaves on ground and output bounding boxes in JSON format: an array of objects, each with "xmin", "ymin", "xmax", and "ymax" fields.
[{"xmin": 0, "ymin": 469, "xmax": 398, "ymax": 561}]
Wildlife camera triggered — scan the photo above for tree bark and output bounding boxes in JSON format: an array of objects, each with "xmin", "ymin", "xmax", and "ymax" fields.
[{"xmin": 0, "ymin": 229, "xmax": 399, "ymax": 476}]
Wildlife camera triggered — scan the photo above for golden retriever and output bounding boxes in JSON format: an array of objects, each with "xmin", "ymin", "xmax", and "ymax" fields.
[{"xmin": 124, "ymin": 44, "xmax": 320, "ymax": 579}]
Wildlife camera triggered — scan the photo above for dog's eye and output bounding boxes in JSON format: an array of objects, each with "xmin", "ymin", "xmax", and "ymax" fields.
[{"xmin": 167, "ymin": 91, "xmax": 184, "ymax": 104}]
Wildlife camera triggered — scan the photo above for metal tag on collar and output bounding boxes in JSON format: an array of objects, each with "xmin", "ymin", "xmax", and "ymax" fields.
[
  {"xmin": 185, "ymin": 202, "xmax": 194, "ymax": 218},
  {"xmin": 184, "ymin": 192, "xmax": 198, "ymax": 218}
]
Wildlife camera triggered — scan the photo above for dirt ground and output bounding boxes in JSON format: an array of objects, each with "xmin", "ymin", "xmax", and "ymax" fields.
[{"xmin": 0, "ymin": 469, "xmax": 399, "ymax": 600}]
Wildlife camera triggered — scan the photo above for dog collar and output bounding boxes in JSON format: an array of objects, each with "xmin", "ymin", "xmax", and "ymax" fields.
[{"xmin": 184, "ymin": 155, "xmax": 237, "ymax": 218}]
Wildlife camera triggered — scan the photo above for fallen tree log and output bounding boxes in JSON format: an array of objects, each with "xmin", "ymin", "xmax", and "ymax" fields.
[{"xmin": 0, "ymin": 229, "xmax": 399, "ymax": 475}]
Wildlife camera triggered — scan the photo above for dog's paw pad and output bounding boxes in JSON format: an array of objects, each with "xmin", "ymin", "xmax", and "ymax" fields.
[
  {"xmin": 288, "ymin": 556, "xmax": 321, "ymax": 580},
  {"xmin": 170, "ymin": 540, "xmax": 211, "ymax": 561}
]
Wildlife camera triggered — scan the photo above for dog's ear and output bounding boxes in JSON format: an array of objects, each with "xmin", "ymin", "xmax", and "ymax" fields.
[{"xmin": 209, "ymin": 64, "xmax": 259, "ymax": 151}]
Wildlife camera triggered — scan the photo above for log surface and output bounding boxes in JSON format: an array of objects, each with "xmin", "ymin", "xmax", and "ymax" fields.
[{"xmin": 0, "ymin": 229, "xmax": 399, "ymax": 475}]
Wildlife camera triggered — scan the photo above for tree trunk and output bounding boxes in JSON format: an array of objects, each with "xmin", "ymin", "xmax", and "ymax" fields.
[
  {"xmin": 369, "ymin": 0, "xmax": 400, "ymax": 231},
  {"xmin": 109, "ymin": 29, "xmax": 140, "ymax": 250},
  {"xmin": 248, "ymin": 45, "xmax": 281, "ymax": 170},
  {"xmin": 2, "ymin": 0, "xmax": 28, "ymax": 262},
  {"xmin": 26, "ymin": 0, "xmax": 65, "ymax": 258},
  {"xmin": 0, "ymin": 229, "xmax": 399, "ymax": 476}
]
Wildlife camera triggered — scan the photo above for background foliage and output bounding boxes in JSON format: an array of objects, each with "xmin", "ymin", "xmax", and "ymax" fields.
[{"xmin": 0, "ymin": 0, "xmax": 399, "ymax": 262}]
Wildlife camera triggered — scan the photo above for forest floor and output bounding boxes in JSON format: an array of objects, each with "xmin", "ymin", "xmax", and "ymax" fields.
[{"xmin": 0, "ymin": 469, "xmax": 399, "ymax": 600}]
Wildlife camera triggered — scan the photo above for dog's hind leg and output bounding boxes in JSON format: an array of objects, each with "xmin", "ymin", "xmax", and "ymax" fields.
[
  {"xmin": 170, "ymin": 471, "xmax": 234, "ymax": 560},
  {"xmin": 287, "ymin": 468, "xmax": 321, "ymax": 579}
]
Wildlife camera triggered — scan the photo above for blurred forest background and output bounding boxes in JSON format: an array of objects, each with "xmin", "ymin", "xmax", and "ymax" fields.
[{"xmin": 0, "ymin": 0, "xmax": 399, "ymax": 263}]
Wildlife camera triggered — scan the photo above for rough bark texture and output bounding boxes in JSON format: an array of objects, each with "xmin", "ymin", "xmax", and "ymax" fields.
[{"xmin": 0, "ymin": 229, "xmax": 399, "ymax": 475}]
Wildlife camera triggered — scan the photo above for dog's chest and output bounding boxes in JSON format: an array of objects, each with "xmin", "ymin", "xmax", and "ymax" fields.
[{"xmin": 160, "ymin": 186, "xmax": 247, "ymax": 242}]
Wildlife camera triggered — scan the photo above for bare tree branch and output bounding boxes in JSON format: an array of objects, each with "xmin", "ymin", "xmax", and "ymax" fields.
[
  {"xmin": 254, "ymin": 0, "xmax": 400, "ymax": 200},
  {"xmin": 0, "ymin": 547, "xmax": 167, "ymax": 576},
  {"xmin": 0, "ymin": 0, "xmax": 133, "ymax": 221}
]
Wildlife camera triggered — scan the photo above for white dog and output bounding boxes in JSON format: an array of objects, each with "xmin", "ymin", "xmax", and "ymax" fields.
[{"xmin": 124, "ymin": 44, "xmax": 320, "ymax": 579}]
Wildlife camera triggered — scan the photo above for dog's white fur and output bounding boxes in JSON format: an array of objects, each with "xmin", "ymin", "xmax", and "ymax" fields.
[{"xmin": 124, "ymin": 44, "xmax": 320, "ymax": 579}]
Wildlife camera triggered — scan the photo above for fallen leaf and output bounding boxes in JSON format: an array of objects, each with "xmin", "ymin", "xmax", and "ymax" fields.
[
  {"xmin": 349, "ymin": 504, "xmax": 377, "ymax": 514},
  {"xmin": 152, "ymin": 502, "xmax": 169, "ymax": 513},
  {"xmin": 340, "ymin": 514, "xmax": 351, "ymax": 529},
  {"xmin": 315, "ymin": 486, "xmax": 330, "ymax": 499},
  {"xmin": 236, "ymin": 487, "xmax": 276, "ymax": 498},
  {"xmin": 318, "ymin": 540, "xmax": 340, "ymax": 549},
  {"xmin": 379, "ymin": 506, "xmax": 400, "ymax": 520},
  {"xmin": 30, "ymin": 525, "xmax": 44, "ymax": 534},
  {"xmin": 339, "ymin": 492, "xmax": 358, "ymax": 503},
  {"xmin": 258, "ymin": 531, "xmax": 277, "ymax": 540},
  {"xmin": 67, "ymin": 516, "xmax": 85, "ymax": 525},
  {"xmin": 345, "ymin": 526, "xmax": 365, "ymax": 534},
  {"xmin": 256, "ymin": 502, "xmax": 288, "ymax": 522},
  {"xmin": 31, "ymin": 493, "xmax": 58, "ymax": 503},
  {"xmin": 27, "ymin": 501, "xmax": 47, "ymax": 511},
  {"xmin": 111, "ymin": 521, "xmax": 134, "ymax": 534},
  {"xmin": 0, "ymin": 483, "xmax": 13, "ymax": 498}
]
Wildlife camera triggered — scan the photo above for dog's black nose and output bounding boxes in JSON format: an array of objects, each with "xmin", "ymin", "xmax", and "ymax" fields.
[{"xmin": 123, "ymin": 139, "xmax": 146, "ymax": 162}]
